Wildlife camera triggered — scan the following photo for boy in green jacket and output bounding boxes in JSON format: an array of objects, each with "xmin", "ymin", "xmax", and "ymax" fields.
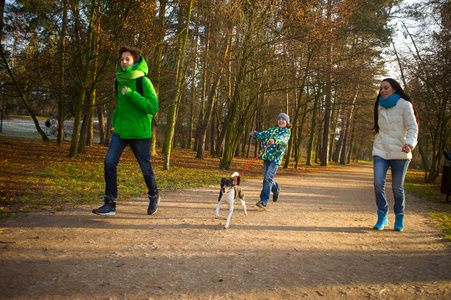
[{"xmin": 92, "ymin": 46, "xmax": 159, "ymax": 216}]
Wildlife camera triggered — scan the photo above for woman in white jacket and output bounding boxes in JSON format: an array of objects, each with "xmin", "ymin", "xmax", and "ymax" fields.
[{"xmin": 372, "ymin": 78, "xmax": 418, "ymax": 231}]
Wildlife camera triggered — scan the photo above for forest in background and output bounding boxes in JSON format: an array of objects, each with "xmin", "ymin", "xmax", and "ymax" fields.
[{"xmin": 0, "ymin": 0, "xmax": 449, "ymax": 182}]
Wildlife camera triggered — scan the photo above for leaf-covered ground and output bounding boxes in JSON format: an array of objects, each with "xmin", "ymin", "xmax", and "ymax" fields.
[{"xmin": 0, "ymin": 136, "xmax": 318, "ymax": 217}]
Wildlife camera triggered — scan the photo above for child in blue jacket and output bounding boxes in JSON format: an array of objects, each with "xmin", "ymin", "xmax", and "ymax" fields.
[{"xmin": 251, "ymin": 113, "xmax": 291, "ymax": 208}]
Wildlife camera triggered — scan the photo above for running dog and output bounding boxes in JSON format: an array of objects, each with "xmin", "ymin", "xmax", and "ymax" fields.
[{"xmin": 215, "ymin": 172, "xmax": 247, "ymax": 229}]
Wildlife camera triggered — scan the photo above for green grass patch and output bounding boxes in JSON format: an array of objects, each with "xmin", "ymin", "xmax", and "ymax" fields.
[
  {"xmin": 0, "ymin": 137, "xmax": 253, "ymax": 218},
  {"xmin": 5, "ymin": 159, "xmax": 224, "ymax": 214},
  {"xmin": 405, "ymin": 169, "xmax": 451, "ymax": 241}
]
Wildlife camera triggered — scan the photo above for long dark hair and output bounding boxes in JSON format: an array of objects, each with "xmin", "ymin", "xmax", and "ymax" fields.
[{"xmin": 372, "ymin": 78, "xmax": 417, "ymax": 133}]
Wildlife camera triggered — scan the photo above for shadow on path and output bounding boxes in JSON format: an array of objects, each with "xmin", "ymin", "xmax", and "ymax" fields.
[{"xmin": 0, "ymin": 163, "xmax": 449, "ymax": 299}]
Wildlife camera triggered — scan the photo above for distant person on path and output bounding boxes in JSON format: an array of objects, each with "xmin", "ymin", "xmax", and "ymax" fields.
[
  {"xmin": 372, "ymin": 78, "xmax": 418, "ymax": 231},
  {"xmin": 45, "ymin": 119, "xmax": 51, "ymax": 135},
  {"xmin": 50, "ymin": 119, "xmax": 58, "ymax": 136},
  {"xmin": 92, "ymin": 46, "xmax": 159, "ymax": 216},
  {"xmin": 250, "ymin": 113, "xmax": 291, "ymax": 209}
]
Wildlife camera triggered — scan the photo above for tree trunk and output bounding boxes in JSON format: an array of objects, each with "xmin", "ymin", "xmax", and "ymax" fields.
[
  {"xmin": 315, "ymin": 120, "xmax": 322, "ymax": 164},
  {"xmin": 193, "ymin": 16, "xmax": 211, "ymax": 153},
  {"xmin": 347, "ymin": 124, "xmax": 355, "ymax": 164},
  {"xmin": 340, "ymin": 89, "xmax": 358, "ymax": 165},
  {"xmin": 0, "ymin": 0, "xmax": 4, "ymax": 40},
  {"xmin": 196, "ymin": 31, "xmax": 230, "ymax": 159},
  {"xmin": 69, "ymin": 1, "xmax": 96, "ymax": 157},
  {"xmin": 332, "ymin": 116, "xmax": 345, "ymax": 163},
  {"xmin": 220, "ymin": 102, "xmax": 238, "ymax": 170},
  {"xmin": 149, "ymin": 0, "xmax": 167, "ymax": 157},
  {"xmin": 328, "ymin": 101, "xmax": 339, "ymax": 161},
  {"xmin": 246, "ymin": 114, "xmax": 255, "ymax": 158},
  {"xmin": 84, "ymin": 4, "xmax": 101, "ymax": 149},
  {"xmin": 320, "ymin": 58, "xmax": 332, "ymax": 165},
  {"xmin": 78, "ymin": 100, "xmax": 90, "ymax": 154},
  {"xmin": 104, "ymin": 98, "xmax": 115, "ymax": 147},
  {"xmin": 210, "ymin": 102, "xmax": 217, "ymax": 156},
  {"xmin": 294, "ymin": 106, "xmax": 307, "ymax": 168},
  {"xmin": 320, "ymin": 0, "xmax": 333, "ymax": 166},
  {"xmin": 57, "ymin": 0, "xmax": 67, "ymax": 145},
  {"xmin": 306, "ymin": 90, "xmax": 320, "ymax": 166},
  {"xmin": 163, "ymin": 0, "xmax": 193, "ymax": 170},
  {"xmin": 219, "ymin": 57, "xmax": 257, "ymax": 169},
  {"xmin": 283, "ymin": 50, "xmax": 312, "ymax": 168},
  {"xmin": 97, "ymin": 106, "xmax": 105, "ymax": 144},
  {"xmin": 188, "ymin": 23, "xmax": 199, "ymax": 150}
]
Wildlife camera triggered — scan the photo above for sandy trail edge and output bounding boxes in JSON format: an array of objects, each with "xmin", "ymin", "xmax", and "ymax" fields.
[{"xmin": 0, "ymin": 163, "xmax": 450, "ymax": 299}]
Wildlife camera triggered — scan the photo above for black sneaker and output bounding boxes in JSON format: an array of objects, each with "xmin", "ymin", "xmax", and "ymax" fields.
[
  {"xmin": 92, "ymin": 196, "xmax": 116, "ymax": 215},
  {"xmin": 256, "ymin": 200, "xmax": 267, "ymax": 208},
  {"xmin": 147, "ymin": 194, "xmax": 160, "ymax": 215},
  {"xmin": 273, "ymin": 193, "xmax": 279, "ymax": 202}
]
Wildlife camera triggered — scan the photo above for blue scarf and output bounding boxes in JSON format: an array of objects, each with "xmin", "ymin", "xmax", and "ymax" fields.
[{"xmin": 379, "ymin": 93, "xmax": 401, "ymax": 109}]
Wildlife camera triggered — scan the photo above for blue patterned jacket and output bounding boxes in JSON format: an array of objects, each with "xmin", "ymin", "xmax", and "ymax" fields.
[{"xmin": 252, "ymin": 127, "xmax": 291, "ymax": 165}]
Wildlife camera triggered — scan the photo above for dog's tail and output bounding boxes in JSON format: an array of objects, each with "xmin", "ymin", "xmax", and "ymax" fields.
[{"xmin": 231, "ymin": 172, "xmax": 240, "ymax": 185}]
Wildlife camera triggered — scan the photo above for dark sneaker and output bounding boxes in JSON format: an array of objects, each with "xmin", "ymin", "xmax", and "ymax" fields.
[
  {"xmin": 273, "ymin": 193, "xmax": 279, "ymax": 202},
  {"xmin": 147, "ymin": 194, "xmax": 160, "ymax": 215},
  {"xmin": 92, "ymin": 196, "xmax": 116, "ymax": 216},
  {"xmin": 255, "ymin": 200, "xmax": 267, "ymax": 208}
]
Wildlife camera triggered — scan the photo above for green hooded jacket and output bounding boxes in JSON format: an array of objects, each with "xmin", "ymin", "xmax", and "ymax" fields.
[{"xmin": 112, "ymin": 56, "xmax": 158, "ymax": 139}]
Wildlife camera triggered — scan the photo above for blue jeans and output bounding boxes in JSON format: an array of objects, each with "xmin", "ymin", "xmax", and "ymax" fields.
[
  {"xmin": 260, "ymin": 160, "xmax": 280, "ymax": 204},
  {"xmin": 104, "ymin": 133, "xmax": 158, "ymax": 200},
  {"xmin": 373, "ymin": 156, "xmax": 410, "ymax": 215}
]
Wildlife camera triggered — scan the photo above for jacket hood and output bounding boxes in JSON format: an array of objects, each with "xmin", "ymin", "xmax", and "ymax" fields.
[{"xmin": 116, "ymin": 55, "xmax": 149, "ymax": 76}]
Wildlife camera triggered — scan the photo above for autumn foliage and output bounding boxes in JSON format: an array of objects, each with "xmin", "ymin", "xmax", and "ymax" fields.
[{"xmin": 0, "ymin": 136, "xmax": 265, "ymax": 217}]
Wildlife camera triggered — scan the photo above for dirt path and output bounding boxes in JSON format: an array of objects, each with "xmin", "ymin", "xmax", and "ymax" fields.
[{"xmin": 0, "ymin": 163, "xmax": 450, "ymax": 299}]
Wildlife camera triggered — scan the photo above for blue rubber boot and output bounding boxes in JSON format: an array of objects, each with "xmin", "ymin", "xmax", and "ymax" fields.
[
  {"xmin": 394, "ymin": 214, "xmax": 404, "ymax": 231},
  {"xmin": 373, "ymin": 210, "xmax": 388, "ymax": 230}
]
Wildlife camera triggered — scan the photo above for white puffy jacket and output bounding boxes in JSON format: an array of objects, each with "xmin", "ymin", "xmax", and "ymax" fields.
[{"xmin": 372, "ymin": 98, "xmax": 418, "ymax": 160}]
